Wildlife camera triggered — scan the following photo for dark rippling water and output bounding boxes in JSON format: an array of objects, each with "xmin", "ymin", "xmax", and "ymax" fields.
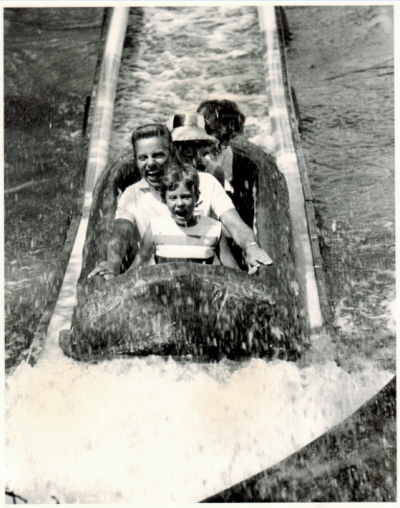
[
  {"xmin": 5, "ymin": 7, "xmax": 395, "ymax": 503},
  {"xmin": 285, "ymin": 6, "xmax": 395, "ymax": 373}
]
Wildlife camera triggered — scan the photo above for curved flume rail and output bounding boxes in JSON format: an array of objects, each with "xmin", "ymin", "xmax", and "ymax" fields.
[
  {"xmin": 41, "ymin": 7, "xmax": 130, "ymax": 361},
  {"xmin": 202, "ymin": 375, "xmax": 396, "ymax": 502}
]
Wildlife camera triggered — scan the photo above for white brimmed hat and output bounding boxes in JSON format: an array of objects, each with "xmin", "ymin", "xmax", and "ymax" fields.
[{"xmin": 166, "ymin": 113, "xmax": 218, "ymax": 144}]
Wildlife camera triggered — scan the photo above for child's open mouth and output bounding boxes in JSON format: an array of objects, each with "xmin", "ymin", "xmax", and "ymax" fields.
[
  {"xmin": 175, "ymin": 209, "xmax": 187, "ymax": 218},
  {"xmin": 174, "ymin": 209, "xmax": 191, "ymax": 224}
]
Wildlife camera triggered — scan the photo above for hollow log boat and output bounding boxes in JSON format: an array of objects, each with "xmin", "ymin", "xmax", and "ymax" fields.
[
  {"xmin": 57, "ymin": 6, "xmax": 324, "ymax": 364},
  {"xmin": 60, "ymin": 137, "xmax": 307, "ymax": 362}
]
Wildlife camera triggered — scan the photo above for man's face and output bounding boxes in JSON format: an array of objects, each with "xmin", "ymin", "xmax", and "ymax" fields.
[
  {"xmin": 174, "ymin": 141, "xmax": 207, "ymax": 167},
  {"xmin": 135, "ymin": 137, "xmax": 171, "ymax": 186}
]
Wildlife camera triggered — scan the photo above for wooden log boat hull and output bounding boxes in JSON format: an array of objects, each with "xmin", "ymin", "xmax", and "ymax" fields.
[{"xmin": 62, "ymin": 138, "xmax": 307, "ymax": 361}]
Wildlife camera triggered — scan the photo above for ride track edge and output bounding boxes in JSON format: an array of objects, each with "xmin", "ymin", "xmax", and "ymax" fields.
[{"xmin": 34, "ymin": 7, "xmax": 130, "ymax": 363}]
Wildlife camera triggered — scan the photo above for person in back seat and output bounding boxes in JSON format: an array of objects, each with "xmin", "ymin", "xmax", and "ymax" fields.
[
  {"xmin": 166, "ymin": 113, "xmax": 225, "ymax": 187},
  {"xmin": 197, "ymin": 99, "xmax": 246, "ymax": 193}
]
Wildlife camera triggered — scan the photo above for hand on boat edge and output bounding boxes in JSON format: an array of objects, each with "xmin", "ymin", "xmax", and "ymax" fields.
[
  {"xmin": 245, "ymin": 244, "xmax": 273, "ymax": 273},
  {"xmin": 87, "ymin": 261, "xmax": 119, "ymax": 280}
]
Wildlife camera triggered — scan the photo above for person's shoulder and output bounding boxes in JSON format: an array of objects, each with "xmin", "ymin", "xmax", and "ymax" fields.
[
  {"xmin": 120, "ymin": 178, "xmax": 148, "ymax": 196},
  {"xmin": 202, "ymin": 157, "xmax": 218, "ymax": 171},
  {"xmin": 198, "ymin": 171, "xmax": 220, "ymax": 187}
]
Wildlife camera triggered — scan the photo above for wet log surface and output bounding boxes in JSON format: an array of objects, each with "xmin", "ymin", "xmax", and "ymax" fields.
[
  {"xmin": 69, "ymin": 264, "xmax": 282, "ymax": 361},
  {"xmin": 66, "ymin": 139, "xmax": 306, "ymax": 361},
  {"xmin": 230, "ymin": 137, "xmax": 302, "ymax": 334}
]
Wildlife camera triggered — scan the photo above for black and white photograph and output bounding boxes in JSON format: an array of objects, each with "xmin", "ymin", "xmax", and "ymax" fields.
[{"xmin": 4, "ymin": 3, "xmax": 395, "ymax": 503}]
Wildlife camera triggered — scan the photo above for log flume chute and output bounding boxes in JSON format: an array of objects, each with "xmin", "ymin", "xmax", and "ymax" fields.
[{"xmin": 5, "ymin": 5, "xmax": 394, "ymax": 504}]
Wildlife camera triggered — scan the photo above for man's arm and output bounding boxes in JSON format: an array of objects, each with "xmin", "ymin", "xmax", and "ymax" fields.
[
  {"xmin": 126, "ymin": 225, "xmax": 155, "ymax": 271},
  {"xmin": 219, "ymin": 208, "xmax": 273, "ymax": 269},
  {"xmin": 202, "ymin": 172, "xmax": 272, "ymax": 270},
  {"xmin": 88, "ymin": 219, "xmax": 135, "ymax": 279},
  {"xmin": 216, "ymin": 231, "xmax": 240, "ymax": 270}
]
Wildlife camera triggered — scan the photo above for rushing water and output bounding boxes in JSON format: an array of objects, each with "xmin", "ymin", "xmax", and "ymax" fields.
[
  {"xmin": 109, "ymin": 6, "xmax": 275, "ymax": 155},
  {"xmin": 5, "ymin": 6, "xmax": 395, "ymax": 503}
]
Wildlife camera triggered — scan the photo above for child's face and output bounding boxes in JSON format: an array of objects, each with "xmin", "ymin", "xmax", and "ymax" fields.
[{"xmin": 165, "ymin": 182, "xmax": 196, "ymax": 226}]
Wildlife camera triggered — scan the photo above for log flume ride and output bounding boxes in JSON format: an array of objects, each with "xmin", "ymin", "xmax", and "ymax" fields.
[
  {"xmin": 58, "ymin": 6, "xmax": 322, "ymax": 364},
  {"xmin": 5, "ymin": 6, "xmax": 395, "ymax": 505},
  {"xmin": 61, "ymin": 137, "xmax": 305, "ymax": 362}
]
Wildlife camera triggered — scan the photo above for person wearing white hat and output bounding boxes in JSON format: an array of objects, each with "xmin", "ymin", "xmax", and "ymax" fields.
[{"xmin": 166, "ymin": 113, "xmax": 225, "ymax": 187}]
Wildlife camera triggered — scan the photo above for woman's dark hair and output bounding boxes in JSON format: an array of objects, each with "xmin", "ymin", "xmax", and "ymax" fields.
[
  {"xmin": 160, "ymin": 164, "xmax": 200, "ymax": 204},
  {"xmin": 197, "ymin": 99, "xmax": 245, "ymax": 135},
  {"xmin": 131, "ymin": 124, "xmax": 173, "ymax": 157}
]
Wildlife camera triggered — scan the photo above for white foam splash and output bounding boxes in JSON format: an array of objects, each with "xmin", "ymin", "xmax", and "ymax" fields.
[{"xmin": 5, "ymin": 355, "xmax": 392, "ymax": 503}]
